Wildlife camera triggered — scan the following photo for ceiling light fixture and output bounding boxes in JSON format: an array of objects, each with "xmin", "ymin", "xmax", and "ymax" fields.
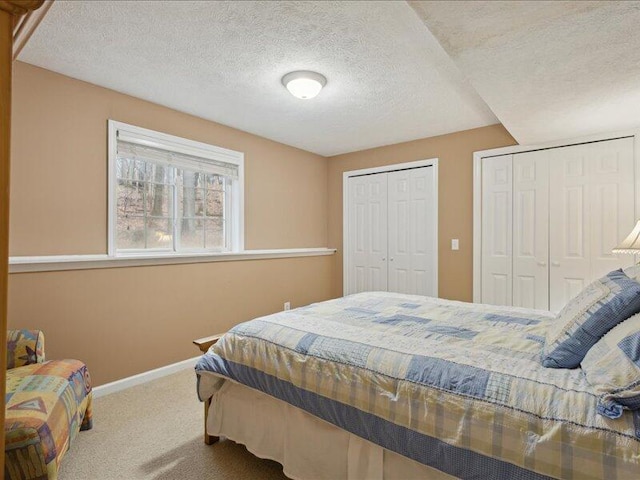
[{"xmin": 282, "ymin": 71, "xmax": 327, "ymax": 100}]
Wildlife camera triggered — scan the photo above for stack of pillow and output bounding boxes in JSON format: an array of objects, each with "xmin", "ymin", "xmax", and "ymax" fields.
[{"xmin": 542, "ymin": 266, "xmax": 640, "ymax": 420}]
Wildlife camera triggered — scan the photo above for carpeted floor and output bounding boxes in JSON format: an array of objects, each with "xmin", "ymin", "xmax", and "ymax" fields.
[{"xmin": 59, "ymin": 368, "xmax": 289, "ymax": 480}]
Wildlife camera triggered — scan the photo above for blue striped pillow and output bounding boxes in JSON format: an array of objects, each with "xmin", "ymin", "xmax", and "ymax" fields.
[
  {"xmin": 542, "ymin": 269, "xmax": 640, "ymax": 368},
  {"xmin": 582, "ymin": 313, "xmax": 640, "ymax": 419}
]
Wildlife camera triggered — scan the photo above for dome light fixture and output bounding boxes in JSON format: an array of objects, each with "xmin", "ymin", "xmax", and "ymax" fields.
[{"xmin": 282, "ymin": 70, "xmax": 327, "ymax": 100}]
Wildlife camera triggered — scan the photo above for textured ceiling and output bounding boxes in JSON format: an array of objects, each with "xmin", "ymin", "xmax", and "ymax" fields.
[
  {"xmin": 18, "ymin": 0, "xmax": 498, "ymax": 156},
  {"xmin": 410, "ymin": 1, "xmax": 640, "ymax": 145}
]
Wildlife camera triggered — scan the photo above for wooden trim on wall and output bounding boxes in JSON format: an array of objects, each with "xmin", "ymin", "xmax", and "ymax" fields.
[
  {"xmin": 0, "ymin": 0, "xmax": 45, "ymax": 473},
  {"xmin": 0, "ymin": 0, "xmax": 43, "ymax": 16},
  {"xmin": 0, "ymin": 8, "xmax": 12, "ymax": 470},
  {"xmin": 12, "ymin": 0, "xmax": 51, "ymax": 59}
]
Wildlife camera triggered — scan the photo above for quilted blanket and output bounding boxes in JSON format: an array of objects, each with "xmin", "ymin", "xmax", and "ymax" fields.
[
  {"xmin": 196, "ymin": 292, "xmax": 640, "ymax": 480},
  {"xmin": 5, "ymin": 360, "xmax": 93, "ymax": 480}
]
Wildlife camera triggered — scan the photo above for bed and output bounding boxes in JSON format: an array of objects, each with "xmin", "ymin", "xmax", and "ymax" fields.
[{"xmin": 195, "ymin": 291, "xmax": 640, "ymax": 479}]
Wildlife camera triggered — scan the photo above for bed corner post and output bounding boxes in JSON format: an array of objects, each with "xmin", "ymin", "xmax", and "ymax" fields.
[
  {"xmin": 194, "ymin": 333, "xmax": 225, "ymax": 445},
  {"xmin": 203, "ymin": 397, "xmax": 219, "ymax": 445}
]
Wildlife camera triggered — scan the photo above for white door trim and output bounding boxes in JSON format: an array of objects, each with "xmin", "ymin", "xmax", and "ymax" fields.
[
  {"xmin": 473, "ymin": 129, "xmax": 640, "ymax": 304},
  {"xmin": 343, "ymin": 158, "xmax": 439, "ymax": 297}
]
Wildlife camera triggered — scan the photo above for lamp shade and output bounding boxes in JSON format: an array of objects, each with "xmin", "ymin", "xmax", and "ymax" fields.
[
  {"xmin": 282, "ymin": 71, "xmax": 327, "ymax": 100},
  {"xmin": 613, "ymin": 220, "xmax": 640, "ymax": 253}
]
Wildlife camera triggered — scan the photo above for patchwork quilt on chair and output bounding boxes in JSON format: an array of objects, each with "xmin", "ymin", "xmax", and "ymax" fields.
[{"xmin": 5, "ymin": 360, "xmax": 92, "ymax": 480}]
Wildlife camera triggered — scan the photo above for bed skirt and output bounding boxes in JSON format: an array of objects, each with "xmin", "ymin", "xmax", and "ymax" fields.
[{"xmin": 207, "ymin": 380, "xmax": 455, "ymax": 480}]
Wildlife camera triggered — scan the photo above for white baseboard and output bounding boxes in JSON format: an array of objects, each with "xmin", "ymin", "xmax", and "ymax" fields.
[{"xmin": 92, "ymin": 355, "xmax": 201, "ymax": 398}]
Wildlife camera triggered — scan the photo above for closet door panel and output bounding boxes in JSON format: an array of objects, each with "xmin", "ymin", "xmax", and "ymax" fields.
[
  {"xmin": 481, "ymin": 155, "xmax": 512, "ymax": 306},
  {"xmin": 347, "ymin": 173, "xmax": 388, "ymax": 294},
  {"xmin": 513, "ymin": 151, "xmax": 549, "ymax": 310},
  {"xmin": 589, "ymin": 137, "xmax": 635, "ymax": 279},
  {"xmin": 549, "ymin": 145, "xmax": 591, "ymax": 311},
  {"xmin": 411, "ymin": 166, "xmax": 435, "ymax": 297},
  {"xmin": 388, "ymin": 167, "xmax": 436, "ymax": 296},
  {"xmin": 548, "ymin": 137, "xmax": 635, "ymax": 311},
  {"xmin": 479, "ymin": 137, "xmax": 635, "ymax": 312}
]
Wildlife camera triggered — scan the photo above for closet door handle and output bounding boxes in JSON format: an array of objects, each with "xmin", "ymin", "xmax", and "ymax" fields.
[
  {"xmin": 551, "ymin": 261, "xmax": 560, "ymax": 267},
  {"xmin": 382, "ymin": 257, "xmax": 386, "ymax": 261},
  {"xmin": 390, "ymin": 258, "xmax": 394, "ymax": 262},
  {"xmin": 536, "ymin": 260, "xmax": 547, "ymax": 267}
]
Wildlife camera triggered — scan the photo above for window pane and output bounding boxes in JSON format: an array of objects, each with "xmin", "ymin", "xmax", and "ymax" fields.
[
  {"xmin": 146, "ymin": 217, "xmax": 173, "ymax": 249},
  {"xmin": 180, "ymin": 187, "xmax": 205, "ymax": 218},
  {"xmin": 114, "ymin": 124, "xmax": 241, "ymax": 254},
  {"xmin": 195, "ymin": 188, "xmax": 205, "ymax": 216},
  {"xmin": 117, "ymin": 158, "xmax": 146, "ymax": 183},
  {"xmin": 117, "ymin": 181, "xmax": 144, "ymax": 217},
  {"xmin": 205, "ymin": 217, "xmax": 225, "ymax": 249},
  {"xmin": 177, "ymin": 169, "xmax": 198, "ymax": 188},
  {"xmin": 116, "ymin": 157, "xmax": 133, "ymax": 180},
  {"xmin": 117, "ymin": 215, "xmax": 145, "ymax": 249},
  {"xmin": 181, "ymin": 217, "xmax": 204, "ymax": 249},
  {"xmin": 195, "ymin": 172, "xmax": 205, "ymax": 189},
  {"xmin": 206, "ymin": 188, "xmax": 224, "ymax": 217},
  {"xmin": 145, "ymin": 183, "xmax": 173, "ymax": 217},
  {"xmin": 145, "ymin": 163, "xmax": 170, "ymax": 184},
  {"xmin": 206, "ymin": 174, "xmax": 224, "ymax": 190}
]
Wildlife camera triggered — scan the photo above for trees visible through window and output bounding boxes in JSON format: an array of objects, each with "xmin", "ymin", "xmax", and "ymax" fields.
[{"xmin": 109, "ymin": 121, "xmax": 243, "ymax": 255}]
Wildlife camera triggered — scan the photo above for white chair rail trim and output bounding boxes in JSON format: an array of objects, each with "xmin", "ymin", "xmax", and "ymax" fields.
[{"xmin": 9, "ymin": 248, "xmax": 337, "ymax": 273}]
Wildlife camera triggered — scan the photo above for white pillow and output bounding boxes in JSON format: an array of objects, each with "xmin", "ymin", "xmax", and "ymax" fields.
[{"xmin": 582, "ymin": 313, "xmax": 640, "ymax": 419}]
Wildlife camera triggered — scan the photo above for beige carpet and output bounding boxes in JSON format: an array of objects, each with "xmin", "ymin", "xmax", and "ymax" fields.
[{"xmin": 59, "ymin": 368, "xmax": 289, "ymax": 480}]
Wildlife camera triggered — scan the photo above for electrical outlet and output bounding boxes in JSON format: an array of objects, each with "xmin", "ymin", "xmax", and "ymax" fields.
[
  {"xmin": 451, "ymin": 239, "xmax": 459, "ymax": 251},
  {"xmin": 284, "ymin": 302, "xmax": 291, "ymax": 311}
]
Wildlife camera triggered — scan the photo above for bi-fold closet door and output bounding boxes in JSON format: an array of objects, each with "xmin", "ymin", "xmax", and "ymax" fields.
[
  {"xmin": 547, "ymin": 140, "xmax": 635, "ymax": 311},
  {"xmin": 348, "ymin": 172, "xmax": 389, "ymax": 292},
  {"xmin": 482, "ymin": 137, "xmax": 635, "ymax": 311},
  {"xmin": 346, "ymin": 166, "xmax": 436, "ymax": 297},
  {"xmin": 512, "ymin": 150, "xmax": 550, "ymax": 310}
]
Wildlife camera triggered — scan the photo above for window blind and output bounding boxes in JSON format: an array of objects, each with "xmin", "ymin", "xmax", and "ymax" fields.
[{"xmin": 116, "ymin": 140, "xmax": 239, "ymax": 179}]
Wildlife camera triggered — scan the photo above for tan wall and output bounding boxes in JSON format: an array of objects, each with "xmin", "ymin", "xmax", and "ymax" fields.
[
  {"xmin": 328, "ymin": 125, "xmax": 516, "ymax": 301},
  {"xmin": 9, "ymin": 62, "xmax": 332, "ymax": 385},
  {"xmin": 8, "ymin": 257, "xmax": 332, "ymax": 386},
  {"xmin": 11, "ymin": 62, "xmax": 328, "ymax": 254}
]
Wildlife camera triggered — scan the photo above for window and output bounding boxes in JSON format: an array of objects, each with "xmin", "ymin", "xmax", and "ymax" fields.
[{"xmin": 108, "ymin": 121, "xmax": 244, "ymax": 256}]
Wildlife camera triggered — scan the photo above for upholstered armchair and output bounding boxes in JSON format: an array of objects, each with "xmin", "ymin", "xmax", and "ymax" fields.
[
  {"xmin": 6, "ymin": 330, "xmax": 45, "ymax": 369},
  {"xmin": 5, "ymin": 329, "xmax": 92, "ymax": 480}
]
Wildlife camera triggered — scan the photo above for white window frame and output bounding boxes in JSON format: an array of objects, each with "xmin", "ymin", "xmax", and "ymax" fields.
[{"xmin": 107, "ymin": 120, "xmax": 245, "ymax": 257}]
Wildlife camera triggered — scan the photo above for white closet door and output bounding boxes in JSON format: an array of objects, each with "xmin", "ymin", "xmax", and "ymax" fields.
[
  {"xmin": 481, "ymin": 154, "xmax": 513, "ymax": 306},
  {"xmin": 513, "ymin": 151, "xmax": 549, "ymax": 310},
  {"xmin": 549, "ymin": 144, "xmax": 592, "ymax": 311},
  {"xmin": 549, "ymin": 138, "xmax": 635, "ymax": 311},
  {"xmin": 588, "ymin": 137, "xmax": 635, "ymax": 280},
  {"xmin": 387, "ymin": 167, "xmax": 436, "ymax": 296},
  {"xmin": 347, "ymin": 173, "xmax": 388, "ymax": 294}
]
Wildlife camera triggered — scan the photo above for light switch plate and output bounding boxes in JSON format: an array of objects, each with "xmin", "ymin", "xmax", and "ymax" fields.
[{"xmin": 451, "ymin": 239, "xmax": 459, "ymax": 250}]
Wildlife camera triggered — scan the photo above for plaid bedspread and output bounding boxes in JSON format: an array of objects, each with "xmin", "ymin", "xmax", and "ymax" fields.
[{"xmin": 196, "ymin": 292, "xmax": 640, "ymax": 479}]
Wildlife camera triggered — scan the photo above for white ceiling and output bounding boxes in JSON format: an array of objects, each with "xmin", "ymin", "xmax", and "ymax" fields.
[
  {"xmin": 410, "ymin": 1, "xmax": 640, "ymax": 146},
  {"xmin": 18, "ymin": 0, "xmax": 498, "ymax": 156}
]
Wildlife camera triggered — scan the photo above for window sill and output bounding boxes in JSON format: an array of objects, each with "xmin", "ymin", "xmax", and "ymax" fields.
[{"xmin": 9, "ymin": 248, "xmax": 337, "ymax": 273}]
